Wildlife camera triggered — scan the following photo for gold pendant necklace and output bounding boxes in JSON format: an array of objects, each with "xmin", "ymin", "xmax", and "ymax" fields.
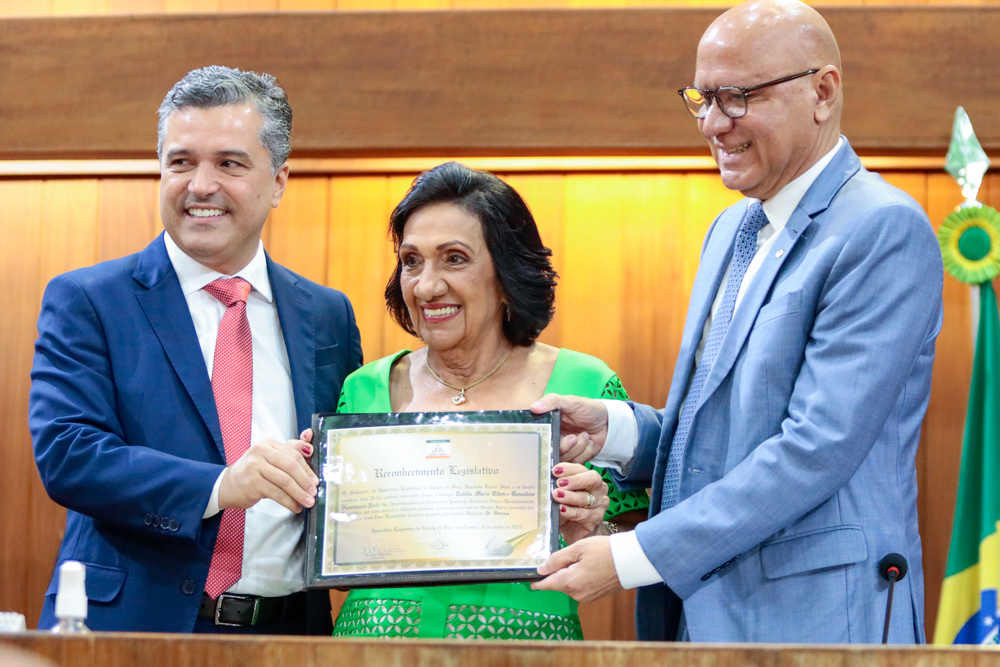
[{"xmin": 426, "ymin": 348, "xmax": 515, "ymax": 405}]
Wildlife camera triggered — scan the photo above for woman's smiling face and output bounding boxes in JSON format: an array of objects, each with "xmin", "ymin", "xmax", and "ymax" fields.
[{"xmin": 398, "ymin": 202, "xmax": 504, "ymax": 352}]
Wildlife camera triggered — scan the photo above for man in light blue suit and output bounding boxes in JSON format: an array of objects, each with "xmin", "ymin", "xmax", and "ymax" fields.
[{"xmin": 532, "ymin": 0, "xmax": 943, "ymax": 643}]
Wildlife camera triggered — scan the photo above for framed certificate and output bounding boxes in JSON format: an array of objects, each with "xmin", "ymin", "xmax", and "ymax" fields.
[{"xmin": 305, "ymin": 410, "xmax": 560, "ymax": 589}]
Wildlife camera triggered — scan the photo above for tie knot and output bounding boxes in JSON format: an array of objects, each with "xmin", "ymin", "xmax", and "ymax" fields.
[{"xmin": 204, "ymin": 277, "xmax": 251, "ymax": 307}]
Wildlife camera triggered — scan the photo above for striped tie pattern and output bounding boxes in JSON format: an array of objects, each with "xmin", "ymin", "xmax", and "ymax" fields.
[
  {"xmin": 203, "ymin": 277, "xmax": 254, "ymax": 599},
  {"xmin": 661, "ymin": 202, "xmax": 769, "ymax": 510}
]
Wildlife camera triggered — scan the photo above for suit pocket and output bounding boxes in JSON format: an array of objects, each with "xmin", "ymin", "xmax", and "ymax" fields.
[
  {"xmin": 760, "ymin": 525, "xmax": 868, "ymax": 579},
  {"xmin": 752, "ymin": 290, "xmax": 802, "ymax": 330},
  {"xmin": 316, "ymin": 344, "xmax": 340, "ymax": 368},
  {"xmin": 45, "ymin": 561, "xmax": 127, "ymax": 603}
]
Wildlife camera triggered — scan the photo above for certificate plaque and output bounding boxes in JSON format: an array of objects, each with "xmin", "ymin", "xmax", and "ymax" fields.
[{"xmin": 306, "ymin": 410, "xmax": 560, "ymax": 588}]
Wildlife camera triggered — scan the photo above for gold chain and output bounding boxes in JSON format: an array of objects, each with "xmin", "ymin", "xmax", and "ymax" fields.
[{"xmin": 426, "ymin": 348, "xmax": 515, "ymax": 405}]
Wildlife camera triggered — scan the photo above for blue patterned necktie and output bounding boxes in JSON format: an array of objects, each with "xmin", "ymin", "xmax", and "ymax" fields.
[{"xmin": 661, "ymin": 201, "xmax": 769, "ymax": 510}]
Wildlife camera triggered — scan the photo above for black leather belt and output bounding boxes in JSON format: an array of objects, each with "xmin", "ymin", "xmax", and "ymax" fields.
[{"xmin": 199, "ymin": 591, "xmax": 307, "ymax": 627}]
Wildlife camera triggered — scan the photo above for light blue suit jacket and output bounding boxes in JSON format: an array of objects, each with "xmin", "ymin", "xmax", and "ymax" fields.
[{"xmin": 617, "ymin": 140, "xmax": 943, "ymax": 643}]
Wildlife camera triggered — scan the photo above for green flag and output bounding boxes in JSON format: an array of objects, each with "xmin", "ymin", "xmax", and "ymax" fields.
[{"xmin": 934, "ymin": 281, "xmax": 1000, "ymax": 644}]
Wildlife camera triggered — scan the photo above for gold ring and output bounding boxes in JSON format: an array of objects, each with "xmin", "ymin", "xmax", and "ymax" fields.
[{"xmin": 585, "ymin": 492, "xmax": 596, "ymax": 508}]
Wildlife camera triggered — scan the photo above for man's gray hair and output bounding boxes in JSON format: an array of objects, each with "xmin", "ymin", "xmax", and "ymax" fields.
[{"xmin": 157, "ymin": 66, "xmax": 292, "ymax": 173}]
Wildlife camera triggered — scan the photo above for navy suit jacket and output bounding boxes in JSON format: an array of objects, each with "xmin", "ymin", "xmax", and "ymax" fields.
[
  {"xmin": 616, "ymin": 140, "xmax": 943, "ymax": 643},
  {"xmin": 30, "ymin": 234, "xmax": 362, "ymax": 632}
]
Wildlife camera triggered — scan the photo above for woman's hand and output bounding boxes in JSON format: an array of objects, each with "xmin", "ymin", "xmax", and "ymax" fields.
[{"xmin": 552, "ymin": 463, "xmax": 609, "ymax": 544}]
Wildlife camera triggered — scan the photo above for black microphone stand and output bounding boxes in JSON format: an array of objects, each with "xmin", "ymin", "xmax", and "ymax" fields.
[{"xmin": 879, "ymin": 553, "xmax": 908, "ymax": 644}]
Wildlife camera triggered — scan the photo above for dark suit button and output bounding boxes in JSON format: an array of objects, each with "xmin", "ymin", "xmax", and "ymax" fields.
[
  {"xmin": 169, "ymin": 520, "xmax": 179, "ymax": 531},
  {"xmin": 181, "ymin": 580, "xmax": 196, "ymax": 595},
  {"xmin": 151, "ymin": 515, "xmax": 160, "ymax": 528},
  {"xmin": 701, "ymin": 573, "xmax": 712, "ymax": 582},
  {"xmin": 144, "ymin": 513, "xmax": 153, "ymax": 525}
]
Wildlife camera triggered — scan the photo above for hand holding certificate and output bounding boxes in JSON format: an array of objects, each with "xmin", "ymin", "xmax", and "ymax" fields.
[{"xmin": 306, "ymin": 410, "xmax": 562, "ymax": 588}]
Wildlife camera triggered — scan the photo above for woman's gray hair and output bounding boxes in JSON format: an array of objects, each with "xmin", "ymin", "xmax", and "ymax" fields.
[{"xmin": 157, "ymin": 66, "xmax": 292, "ymax": 174}]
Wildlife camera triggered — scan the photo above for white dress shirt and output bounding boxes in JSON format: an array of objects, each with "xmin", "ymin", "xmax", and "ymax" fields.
[
  {"xmin": 165, "ymin": 233, "xmax": 305, "ymax": 597},
  {"xmin": 595, "ymin": 138, "xmax": 845, "ymax": 589}
]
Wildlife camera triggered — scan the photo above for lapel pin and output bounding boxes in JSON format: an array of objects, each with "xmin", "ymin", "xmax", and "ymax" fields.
[{"xmin": 775, "ymin": 249, "xmax": 785, "ymax": 258}]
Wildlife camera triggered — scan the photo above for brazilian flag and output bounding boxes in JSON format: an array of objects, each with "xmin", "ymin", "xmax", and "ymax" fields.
[{"xmin": 934, "ymin": 280, "xmax": 1000, "ymax": 644}]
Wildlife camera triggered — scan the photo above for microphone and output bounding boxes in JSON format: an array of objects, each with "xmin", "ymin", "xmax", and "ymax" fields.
[{"xmin": 879, "ymin": 553, "xmax": 908, "ymax": 644}]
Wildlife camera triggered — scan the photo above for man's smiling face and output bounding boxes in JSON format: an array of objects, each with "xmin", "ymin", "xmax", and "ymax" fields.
[{"xmin": 159, "ymin": 104, "xmax": 288, "ymax": 275}]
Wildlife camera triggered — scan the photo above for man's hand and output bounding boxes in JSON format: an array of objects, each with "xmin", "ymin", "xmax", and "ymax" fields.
[
  {"xmin": 531, "ymin": 394, "xmax": 609, "ymax": 463},
  {"xmin": 530, "ymin": 536, "xmax": 623, "ymax": 603},
  {"xmin": 218, "ymin": 438, "xmax": 318, "ymax": 513}
]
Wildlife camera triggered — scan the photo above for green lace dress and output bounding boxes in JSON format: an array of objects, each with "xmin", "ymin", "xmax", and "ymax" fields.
[{"xmin": 331, "ymin": 348, "xmax": 649, "ymax": 640}]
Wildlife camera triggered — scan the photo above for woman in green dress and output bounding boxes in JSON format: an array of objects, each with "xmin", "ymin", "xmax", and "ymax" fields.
[{"xmin": 331, "ymin": 162, "xmax": 649, "ymax": 640}]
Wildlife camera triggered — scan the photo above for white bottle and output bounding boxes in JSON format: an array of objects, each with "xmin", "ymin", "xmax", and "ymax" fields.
[{"xmin": 50, "ymin": 561, "xmax": 90, "ymax": 634}]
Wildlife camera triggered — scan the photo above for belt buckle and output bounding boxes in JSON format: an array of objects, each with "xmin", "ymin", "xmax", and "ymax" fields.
[{"xmin": 214, "ymin": 592, "xmax": 259, "ymax": 627}]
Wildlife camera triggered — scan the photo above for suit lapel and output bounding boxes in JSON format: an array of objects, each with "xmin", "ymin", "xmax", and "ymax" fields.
[
  {"xmin": 695, "ymin": 139, "xmax": 863, "ymax": 410},
  {"xmin": 695, "ymin": 219, "xmax": 810, "ymax": 406},
  {"xmin": 133, "ymin": 234, "xmax": 224, "ymax": 455},
  {"xmin": 269, "ymin": 257, "xmax": 316, "ymax": 435}
]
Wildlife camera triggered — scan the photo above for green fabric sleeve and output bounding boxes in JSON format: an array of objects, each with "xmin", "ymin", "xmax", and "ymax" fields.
[{"xmin": 594, "ymin": 375, "xmax": 650, "ymax": 519}]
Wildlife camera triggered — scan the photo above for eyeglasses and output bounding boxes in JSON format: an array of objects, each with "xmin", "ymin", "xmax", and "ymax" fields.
[{"xmin": 677, "ymin": 69, "xmax": 820, "ymax": 119}]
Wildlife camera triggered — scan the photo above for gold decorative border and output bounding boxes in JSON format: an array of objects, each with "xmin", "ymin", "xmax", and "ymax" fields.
[{"xmin": 320, "ymin": 422, "xmax": 553, "ymax": 577}]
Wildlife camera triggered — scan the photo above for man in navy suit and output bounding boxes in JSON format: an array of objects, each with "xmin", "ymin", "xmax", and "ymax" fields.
[
  {"xmin": 30, "ymin": 66, "xmax": 362, "ymax": 634},
  {"xmin": 532, "ymin": 0, "xmax": 942, "ymax": 643}
]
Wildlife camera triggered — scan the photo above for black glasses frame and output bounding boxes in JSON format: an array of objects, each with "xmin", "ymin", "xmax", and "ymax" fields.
[{"xmin": 677, "ymin": 69, "xmax": 820, "ymax": 119}]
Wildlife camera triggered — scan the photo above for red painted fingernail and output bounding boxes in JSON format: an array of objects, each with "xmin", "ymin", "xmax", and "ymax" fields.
[
  {"xmin": 560, "ymin": 506, "xmax": 567, "ymax": 513},
  {"xmin": 553, "ymin": 466, "xmax": 564, "ymax": 475},
  {"xmin": 556, "ymin": 490, "xmax": 565, "ymax": 498},
  {"xmin": 558, "ymin": 479, "xmax": 569, "ymax": 487},
  {"xmin": 303, "ymin": 445, "xmax": 313, "ymax": 455}
]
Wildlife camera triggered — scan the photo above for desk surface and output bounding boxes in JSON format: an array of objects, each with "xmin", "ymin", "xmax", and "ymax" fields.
[{"xmin": 1, "ymin": 632, "xmax": 994, "ymax": 667}]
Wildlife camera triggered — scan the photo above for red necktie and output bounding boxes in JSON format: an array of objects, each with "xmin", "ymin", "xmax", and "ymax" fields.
[{"xmin": 203, "ymin": 277, "xmax": 253, "ymax": 599}]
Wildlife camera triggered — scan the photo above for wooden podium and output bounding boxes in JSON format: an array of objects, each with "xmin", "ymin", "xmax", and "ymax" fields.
[{"xmin": 1, "ymin": 633, "xmax": 993, "ymax": 667}]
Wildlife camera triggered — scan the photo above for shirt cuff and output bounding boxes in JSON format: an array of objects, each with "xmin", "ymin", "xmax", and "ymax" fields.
[
  {"xmin": 203, "ymin": 469, "xmax": 226, "ymax": 519},
  {"xmin": 609, "ymin": 530, "xmax": 663, "ymax": 589},
  {"xmin": 590, "ymin": 399, "xmax": 639, "ymax": 473}
]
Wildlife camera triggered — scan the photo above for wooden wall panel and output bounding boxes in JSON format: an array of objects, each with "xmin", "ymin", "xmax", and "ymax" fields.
[
  {"xmin": 268, "ymin": 176, "xmax": 331, "ymax": 286},
  {"xmin": 38, "ymin": 181, "xmax": 101, "ymax": 286},
  {"xmin": 2, "ymin": 9, "xmax": 1000, "ymax": 157},
  {"xmin": 0, "ymin": 180, "xmax": 45, "ymax": 634},
  {"xmin": 98, "ymin": 179, "xmax": 160, "ymax": 262},
  {"xmin": 0, "ymin": 165, "xmax": 982, "ymax": 641},
  {"xmin": 561, "ymin": 175, "xmax": 626, "ymax": 374},
  {"xmin": 107, "ymin": 0, "xmax": 164, "ymax": 12},
  {"xmin": 10, "ymin": 0, "xmax": 1000, "ymax": 14},
  {"xmin": 620, "ymin": 174, "xmax": 684, "ymax": 407},
  {"xmin": 327, "ymin": 176, "xmax": 395, "ymax": 364}
]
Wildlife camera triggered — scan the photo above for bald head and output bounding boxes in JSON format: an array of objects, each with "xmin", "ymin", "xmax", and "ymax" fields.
[
  {"xmin": 704, "ymin": 0, "xmax": 841, "ymax": 73},
  {"xmin": 690, "ymin": 0, "xmax": 844, "ymax": 200}
]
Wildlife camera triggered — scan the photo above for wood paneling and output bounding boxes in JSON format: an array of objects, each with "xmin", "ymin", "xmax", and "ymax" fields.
[
  {"xmin": 0, "ymin": 163, "xmax": 980, "ymax": 642},
  {"xmin": 98, "ymin": 179, "xmax": 159, "ymax": 262},
  {"xmin": 267, "ymin": 177, "xmax": 331, "ymax": 286},
  {"xmin": 1, "ymin": 8, "xmax": 999, "ymax": 158},
  {"xmin": 0, "ymin": 181, "xmax": 45, "ymax": 636},
  {"xmin": 4, "ymin": 632, "xmax": 998, "ymax": 667},
  {"xmin": 10, "ymin": 0, "xmax": 1000, "ymax": 14},
  {"xmin": 327, "ymin": 176, "xmax": 396, "ymax": 363}
]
